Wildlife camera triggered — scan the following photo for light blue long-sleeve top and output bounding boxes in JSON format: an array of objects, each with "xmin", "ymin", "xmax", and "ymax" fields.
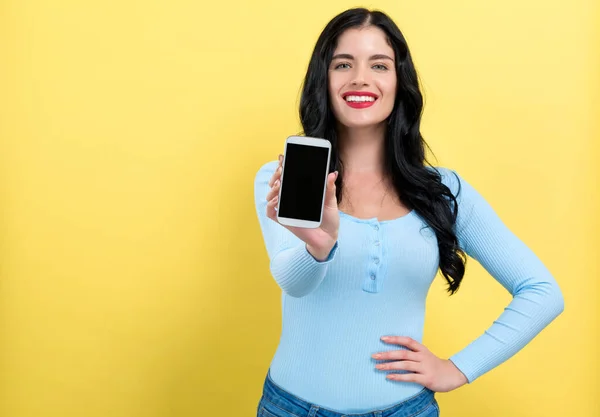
[{"xmin": 254, "ymin": 160, "xmax": 564, "ymax": 413}]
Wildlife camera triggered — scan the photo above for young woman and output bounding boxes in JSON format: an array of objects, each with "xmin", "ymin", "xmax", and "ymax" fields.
[{"xmin": 253, "ymin": 8, "xmax": 564, "ymax": 417}]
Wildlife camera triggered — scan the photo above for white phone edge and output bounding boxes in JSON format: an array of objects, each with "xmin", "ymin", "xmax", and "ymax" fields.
[{"xmin": 276, "ymin": 135, "xmax": 332, "ymax": 229}]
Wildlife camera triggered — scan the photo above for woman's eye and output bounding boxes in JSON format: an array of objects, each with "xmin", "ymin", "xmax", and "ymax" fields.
[
  {"xmin": 333, "ymin": 62, "xmax": 389, "ymax": 70},
  {"xmin": 334, "ymin": 63, "xmax": 351, "ymax": 69}
]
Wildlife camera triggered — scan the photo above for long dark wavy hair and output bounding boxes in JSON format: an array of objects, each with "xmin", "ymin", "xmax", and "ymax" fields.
[{"xmin": 299, "ymin": 8, "xmax": 467, "ymax": 294}]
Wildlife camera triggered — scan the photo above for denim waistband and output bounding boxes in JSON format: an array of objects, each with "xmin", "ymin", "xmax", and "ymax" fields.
[{"xmin": 261, "ymin": 368, "xmax": 436, "ymax": 417}]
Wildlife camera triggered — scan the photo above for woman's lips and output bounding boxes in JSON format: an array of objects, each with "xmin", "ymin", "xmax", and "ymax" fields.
[
  {"xmin": 342, "ymin": 92, "xmax": 378, "ymax": 109},
  {"xmin": 345, "ymin": 100, "xmax": 376, "ymax": 109}
]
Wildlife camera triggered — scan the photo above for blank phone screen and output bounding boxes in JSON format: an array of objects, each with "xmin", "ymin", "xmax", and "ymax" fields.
[{"xmin": 278, "ymin": 143, "xmax": 330, "ymax": 222}]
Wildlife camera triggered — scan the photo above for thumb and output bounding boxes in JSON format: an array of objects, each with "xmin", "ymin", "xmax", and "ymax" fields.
[{"xmin": 324, "ymin": 171, "xmax": 338, "ymax": 207}]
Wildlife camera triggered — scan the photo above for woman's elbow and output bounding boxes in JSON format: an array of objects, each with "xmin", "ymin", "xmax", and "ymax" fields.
[
  {"xmin": 543, "ymin": 279, "xmax": 565, "ymax": 320},
  {"xmin": 552, "ymin": 283, "xmax": 565, "ymax": 317},
  {"xmin": 270, "ymin": 269, "xmax": 317, "ymax": 298}
]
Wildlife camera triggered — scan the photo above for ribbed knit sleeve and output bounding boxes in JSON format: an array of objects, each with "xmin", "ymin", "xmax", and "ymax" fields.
[
  {"xmin": 438, "ymin": 168, "xmax": 565, "ymax": 383},
  {"xmin": 254, "ymin": 161, "xmax": 338, "ymax": 298}
]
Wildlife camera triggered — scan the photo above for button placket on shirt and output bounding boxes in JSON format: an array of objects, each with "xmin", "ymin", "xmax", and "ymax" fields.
[{"xmin": 362, "ymin": 221, "xmax": 383, "ymax": 293}]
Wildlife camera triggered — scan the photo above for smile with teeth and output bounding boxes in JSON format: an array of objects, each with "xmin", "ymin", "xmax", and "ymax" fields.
[
  {"xmin": 344, "ymin": 95, "xmax": 376, "ymax": 102},
  {"xmin": 342, "ymin": 92, "xmax": 378, "ymax": 109}
]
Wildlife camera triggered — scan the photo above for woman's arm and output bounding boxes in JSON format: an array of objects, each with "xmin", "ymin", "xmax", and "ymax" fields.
[
  {"xmin": 254, "ymin": 161, "xmax": 338, "ymax": 298},
  {"xmin": 439, "ymin": 167, "xmax": 565, "ymax": 383}
]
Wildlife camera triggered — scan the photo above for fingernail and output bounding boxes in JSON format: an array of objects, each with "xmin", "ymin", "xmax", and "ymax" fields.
[
  {"xmin": 372, "ymin": 354, "xmax": 381, "ymax": 359},
  {"xmin": 381, "ymin": 336, "xmax": 390, "ymax": 341},
  {"xmin": 274, "ymin": 179, "xmax": 280, "ymax": 187},
  {"xmin": 278, "ymin": 154, "xmax": 283, "ymax": 161}
]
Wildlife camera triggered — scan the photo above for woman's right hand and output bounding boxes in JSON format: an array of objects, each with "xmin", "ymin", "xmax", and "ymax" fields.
[{"xmin": 265, "ymin": 154, "xmax": 340, "ymax": 261}]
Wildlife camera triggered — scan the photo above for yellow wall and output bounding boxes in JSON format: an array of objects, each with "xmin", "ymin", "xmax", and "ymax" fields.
[{"xmin": 0, "ymin": 1, "xmax": 597, "ymax": 416}]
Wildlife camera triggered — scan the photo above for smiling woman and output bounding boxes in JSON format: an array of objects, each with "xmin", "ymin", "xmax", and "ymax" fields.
[
  {"xmin": 253, "ymin": 7, "xmax": 564, "ymax": 417},
  {"xmin": 328, "ymin": 30, "xmax": 397, "ymax": 125}
]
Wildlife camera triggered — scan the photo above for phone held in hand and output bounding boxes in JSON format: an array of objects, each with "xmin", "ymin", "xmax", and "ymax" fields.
[{"xmin": 277, "ymin": 136, "xmax": 332, "ymax": 228}]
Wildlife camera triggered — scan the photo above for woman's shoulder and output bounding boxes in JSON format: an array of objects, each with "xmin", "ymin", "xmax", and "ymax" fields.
[
  {"xmin": 426, "ymin": 165, "xmax": 463, "ymax": 195},
  {"xmin": 253, "ymin": 160, "xmax": 279, "ymax": 203},
  {"xmin": 426, "ymin": 165, "xmax": 485, "ymax": 210},
  {"xmin": 254, "ymin": 160, "xmax": 279, "ymax": 183}
]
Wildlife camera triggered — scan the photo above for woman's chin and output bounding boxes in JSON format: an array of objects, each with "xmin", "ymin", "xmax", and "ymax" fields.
[{"xmin": 338, "ymin": 118, "xmax": 387, "ymax": 130}]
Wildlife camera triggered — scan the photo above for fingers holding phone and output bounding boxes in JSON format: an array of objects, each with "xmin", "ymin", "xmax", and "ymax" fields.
[
  {"xmin": 265, "ymin": 136, "xmax": 340, "ymax": 259},
  {"xmin": 324, "ymin": 170, "xmax": 339, "ymax": 209},
  {"xmin": 319, "ymin": 170, "xmax": 339, "ymax": 236},
  {"xmin": 266, "ymin": 155, "xmax": 283, "ymax": 221}
]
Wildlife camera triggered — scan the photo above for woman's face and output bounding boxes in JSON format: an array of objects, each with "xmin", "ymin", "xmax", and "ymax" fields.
[{"xmin": 328, "ymin": 26, "xmax": 397, "ymax": 129}]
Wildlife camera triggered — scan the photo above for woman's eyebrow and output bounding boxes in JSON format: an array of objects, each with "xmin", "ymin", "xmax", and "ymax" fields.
[
  {"xmin": 370, "ymin": 54, "xmax": 394, "ymax": 62},
  {"xmin": 331, "ymin": 53, "xmax": 394, "ymax": 62}
]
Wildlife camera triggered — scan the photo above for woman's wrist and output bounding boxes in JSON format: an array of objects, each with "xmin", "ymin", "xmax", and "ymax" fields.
[{"xmin": 306, "ymin": 241, "xmax": 337, "ymax": 262}]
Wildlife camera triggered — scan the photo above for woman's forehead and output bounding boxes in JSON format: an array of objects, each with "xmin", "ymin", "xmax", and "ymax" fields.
[{"xmin": 333, "ymin": 27, "xmax": 393, "ymax": 56}]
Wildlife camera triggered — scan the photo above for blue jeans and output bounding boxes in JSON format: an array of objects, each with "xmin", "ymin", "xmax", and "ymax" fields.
[{"xmin": 257, "ymin": 369, "xmax": 440, "ymax": 417}]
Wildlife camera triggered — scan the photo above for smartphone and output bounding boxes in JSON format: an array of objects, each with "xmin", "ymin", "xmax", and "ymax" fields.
[{"xmin": 277, "ymin": 136, "xmax": 332, "ymax": 228}]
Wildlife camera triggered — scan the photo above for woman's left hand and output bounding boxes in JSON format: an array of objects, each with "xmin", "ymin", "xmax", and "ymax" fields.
[{"xmin": 372, "ymin": 336, "xmax": 468, "ymax": 392}]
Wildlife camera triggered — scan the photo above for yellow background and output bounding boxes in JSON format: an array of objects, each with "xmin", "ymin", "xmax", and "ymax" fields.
[{"xmin": 1, "ymin": 1, "xmax": 598, "ymax": 416}]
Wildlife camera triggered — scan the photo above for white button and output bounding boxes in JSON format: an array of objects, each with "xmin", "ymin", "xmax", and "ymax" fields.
[
  {"xmin": 374, "ymin": 258, "xmax": 380, "ymax": 264},
  {"xmin": 370, "ymin": 274, "xmax": 376, "ymax": 280},
  {"xmin": 374, "ymin": 241, "xmax": 380, "ymax": 246},
  {"xmin": 373, "ymin": 225, "xmax": 379, "ymax": 230}
]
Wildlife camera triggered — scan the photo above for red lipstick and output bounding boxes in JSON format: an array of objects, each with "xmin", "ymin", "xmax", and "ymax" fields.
[{"xmin": 342, "ymin": 91, "xmax": 378, "ymax": 109}]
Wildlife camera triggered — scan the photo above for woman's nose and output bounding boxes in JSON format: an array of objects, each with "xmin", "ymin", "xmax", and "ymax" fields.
[{"xmin": 350, "ymin": 66, "xmax": 369, "ymax": 87}]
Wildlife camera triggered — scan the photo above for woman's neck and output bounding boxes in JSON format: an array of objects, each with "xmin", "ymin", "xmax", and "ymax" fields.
[{"xmin": 337, "ymin": 123, "xmax": 387, "ymax": 175}]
